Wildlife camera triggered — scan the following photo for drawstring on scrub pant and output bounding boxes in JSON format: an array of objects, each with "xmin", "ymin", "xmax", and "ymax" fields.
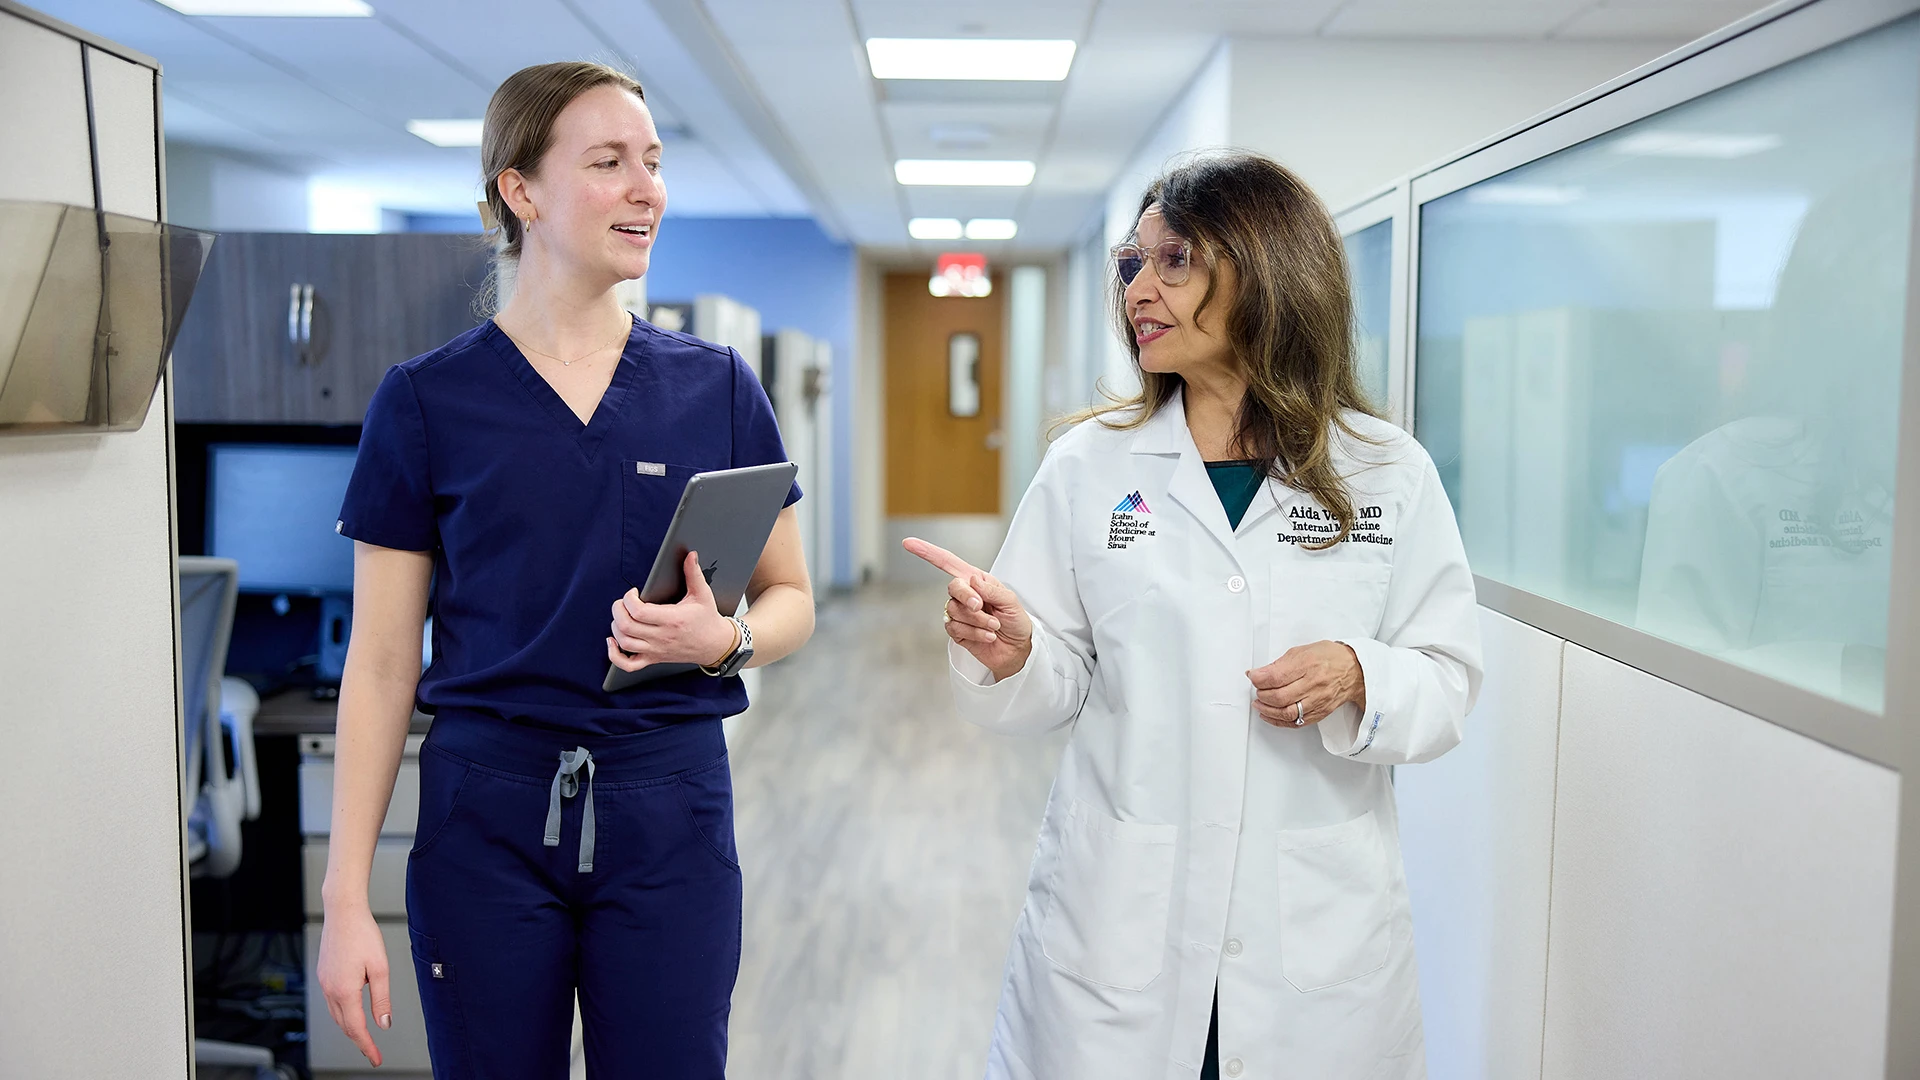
[{"xmin": 544, "ymin": 747, "xmax": 596, "ymax": 872}]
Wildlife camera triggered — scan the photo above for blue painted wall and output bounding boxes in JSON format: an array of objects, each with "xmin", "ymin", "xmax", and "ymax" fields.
[{"xmin": 644, "ymin": 217, "xmax": 857, "ymax": 587}]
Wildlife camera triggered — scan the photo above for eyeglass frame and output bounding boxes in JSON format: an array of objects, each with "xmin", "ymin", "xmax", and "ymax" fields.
[{"xmin": 1110, "ymin": 237, "xmax": 1196, "ymax": 288}]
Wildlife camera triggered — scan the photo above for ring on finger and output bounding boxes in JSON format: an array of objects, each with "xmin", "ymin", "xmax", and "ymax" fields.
[
  {"xmin": 1294, "ymin": 700, "xmax": 1306, "ymax": 726},
  {"xmin": 942, "ymin": 599, "xmax": 952, "ymax": 623}
]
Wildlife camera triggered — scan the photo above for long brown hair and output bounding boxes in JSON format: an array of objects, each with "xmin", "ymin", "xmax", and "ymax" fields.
[
  {"xmin": 1085, "ymin": 151, "xmax": 1379, "ymax": 547},
  {"xmin": 481, "ymin": 60, "xmax": 647, "ymax": 262}
]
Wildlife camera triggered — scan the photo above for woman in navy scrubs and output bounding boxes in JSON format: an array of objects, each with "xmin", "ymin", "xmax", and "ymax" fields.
[{"xmin": 314, "ymin": 61, "xmax": 814, "ymax": 1079}]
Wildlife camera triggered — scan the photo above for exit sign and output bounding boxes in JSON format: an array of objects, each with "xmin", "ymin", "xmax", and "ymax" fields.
[{"xmin": 930, "ymin": 252, "xmax": 991, "ymax": 297}]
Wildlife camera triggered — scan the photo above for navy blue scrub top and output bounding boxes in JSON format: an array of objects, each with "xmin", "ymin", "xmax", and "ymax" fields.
[{"xmin": 336, "ymin": 318, "xmax": 801, "ymax": 736}]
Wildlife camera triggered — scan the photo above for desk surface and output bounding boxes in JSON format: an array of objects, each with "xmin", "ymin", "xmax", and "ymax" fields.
[{"xmin": 254, "ymin": 690, "xmax": 433, "ymax": 736}]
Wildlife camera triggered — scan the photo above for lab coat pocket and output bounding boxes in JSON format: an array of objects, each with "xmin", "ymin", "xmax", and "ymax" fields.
[
  {"xmin": 1273, "ymin": 561, "xmax": 1392, "ymax": 651},
  {"xmin": 1275, "ymin": 810, "xmax": 1391, "ymax": 992},
  {"xmin": 1038, "ymin": 800, "xmax": 1179, "ymax": 991},
  {"xmin": 620, "ymin": 461, "xmax": 699, "ymax": 587}
]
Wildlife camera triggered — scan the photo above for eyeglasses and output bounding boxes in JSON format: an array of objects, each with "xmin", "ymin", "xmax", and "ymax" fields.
[{"xmin": 1112, "ymin": 239, "xmax": 1194, "ymax": 287}]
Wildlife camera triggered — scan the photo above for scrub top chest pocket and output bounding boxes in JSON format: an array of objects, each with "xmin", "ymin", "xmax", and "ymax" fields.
[{"xmin": 621, "ymin": 461, "xmax": 699, "ymax": 587}]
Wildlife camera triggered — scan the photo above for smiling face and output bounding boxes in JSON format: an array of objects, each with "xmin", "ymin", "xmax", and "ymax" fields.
[
  {"xmin": 1124, "ymin": 206, "xmax": 1237, "ymax": 380},
  {"xmin": 503, "ymin": 83, "xmax": 665, "ymax": 288}
]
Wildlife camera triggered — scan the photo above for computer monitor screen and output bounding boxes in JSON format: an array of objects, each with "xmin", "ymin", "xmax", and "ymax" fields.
[{"xmin": 208, "ymin": 444, "xmax": 358, "ymax": 595}]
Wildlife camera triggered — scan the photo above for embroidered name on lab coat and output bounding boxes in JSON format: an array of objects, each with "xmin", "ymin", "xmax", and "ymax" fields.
[{"xmin": 1278, "ymin": 504, "xmax": 1393, "ymax": 546}]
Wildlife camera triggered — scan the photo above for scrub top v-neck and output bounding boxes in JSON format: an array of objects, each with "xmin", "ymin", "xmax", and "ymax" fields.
[{"xmin": 337, "ymin": 318, "xmax": 801, "ymax": 736}]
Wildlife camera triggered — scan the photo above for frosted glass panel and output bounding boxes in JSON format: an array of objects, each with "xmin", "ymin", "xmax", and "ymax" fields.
[
  {"xmin": 1415, "ymin": 16, "xmax": 1919, "ymax": 713},
  {"xmin": 1345, "ymin": 219, "xmax": 1392, "ymax": 410}
]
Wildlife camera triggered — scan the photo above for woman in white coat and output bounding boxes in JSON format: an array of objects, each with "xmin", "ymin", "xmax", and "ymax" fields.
[{"xmin": 906, "ymin": 152, "xmax": 1483, "ymax": 1080}]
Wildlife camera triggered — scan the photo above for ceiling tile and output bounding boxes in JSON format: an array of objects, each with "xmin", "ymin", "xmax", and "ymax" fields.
[
  {"xmin": 849, "ymin": 0, "xmax": 1092, "ymax": 41},
  {"xmin": 1323, "ymin": 0, "xmax": 1591, "ymax": 38},
  {"xmin": 1553, "ymin": 3, "xmax": 1764, "ymax": 40}
]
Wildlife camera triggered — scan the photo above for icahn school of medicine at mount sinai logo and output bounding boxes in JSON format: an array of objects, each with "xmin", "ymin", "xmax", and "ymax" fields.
[{"xmin": 1108, "ymin": 491, "xmax": 1155, "ymax": 550}]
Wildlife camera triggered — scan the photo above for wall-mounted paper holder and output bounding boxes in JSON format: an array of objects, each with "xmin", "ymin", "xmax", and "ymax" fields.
[{"xmin": 0, "ymin": 199, "xmax": 214, "ymax": 436}]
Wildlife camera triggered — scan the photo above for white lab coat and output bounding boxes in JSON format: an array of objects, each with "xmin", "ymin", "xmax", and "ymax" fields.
[{"xmin": 951, "ymin": 391, "xmax": 1483, "ymax": 1080}]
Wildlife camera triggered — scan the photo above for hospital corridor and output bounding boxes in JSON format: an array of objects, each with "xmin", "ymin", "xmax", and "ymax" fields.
[{"xmin": 2, "ymin": 0, "xmax": 1919, "ymax": 1078}]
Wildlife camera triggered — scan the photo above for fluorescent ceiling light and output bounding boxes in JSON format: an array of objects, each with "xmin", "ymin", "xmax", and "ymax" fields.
[
  {"xmin": 866, "ymin": 38, "xmax": 1076, "ymax": 81},
  {"xmin": 1613, "ymin": 132, "xmax": 1782, "ymax": 159},
  {"xmin": 909, "ymin": 218, "xmax": 964, "ymax": 240},
  {"xmin": 408, "ymin": 120, "xmax": 484, "ymax": 147},
  {"xmin": 157, "ymin": 0, "xmax": 372, "ymax": 14},
  {"xmin": 895, "ymin": 160, "xmax": 1035, "ymax": 187},
  {"xmin": 965, "ymin": 218, "xmax": 1018, "ymax": 240},
  {"xmin": 1467, "ymin": 184, "xmax": 1584, "ymax": 206}
]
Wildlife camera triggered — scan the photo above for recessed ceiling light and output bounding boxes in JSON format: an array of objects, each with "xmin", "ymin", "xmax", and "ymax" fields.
[
  {"xmin": 1613, "ymin": 132, "xmax": 1782, "ymax": 159},
  {"xmin": 157, "ymin": 0, "xmax": 372, "ymax": 14},
  {"xmin": 895, "ymin": 160, "xmax": 1035, "ymax": 187},
  {"xmin": 909, "ymin": 218, "xmax": 964, "ymax": 240},
  {"xmin": 965, "ymin": 219, "xmax": 1017, "ymax": 240},
  {"xmin": 407, "ymin": 120, "xmax": 484, "ymax": 147},
  {"xmin": 866, "ymin": 38, "xmax": 1076, "ymax": 81}
]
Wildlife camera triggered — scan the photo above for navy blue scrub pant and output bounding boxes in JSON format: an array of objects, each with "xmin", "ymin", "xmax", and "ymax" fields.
[{"xmin": 405, "ymin": 713, "xmax": 741, "ymax": 1079}]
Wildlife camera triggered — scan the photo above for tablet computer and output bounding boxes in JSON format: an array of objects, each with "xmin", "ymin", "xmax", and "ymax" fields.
[{"xmin": 603, "ymin": 461, "xmax": 798, "ymax": 692}]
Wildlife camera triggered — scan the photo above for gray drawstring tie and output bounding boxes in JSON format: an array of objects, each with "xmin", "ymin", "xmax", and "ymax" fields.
[{"xmin": 544, "ymin": 747, "xmax": 596, "ymax": 872}]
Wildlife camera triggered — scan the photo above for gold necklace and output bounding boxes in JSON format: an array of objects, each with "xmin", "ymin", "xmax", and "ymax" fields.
[{"xmin": 504, "ymin": 312, "xmax": 632, "ymax": 367}]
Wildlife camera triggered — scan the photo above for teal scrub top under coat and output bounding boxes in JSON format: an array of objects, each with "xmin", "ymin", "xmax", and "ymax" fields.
[{"xmin": 1205, "ymin": 460, "xmax": 1266, "ymax": 530}]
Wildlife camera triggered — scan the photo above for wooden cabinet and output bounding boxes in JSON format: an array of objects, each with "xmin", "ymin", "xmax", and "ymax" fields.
[{"xmin": 171, "ymin": 233, "xmax": 491, "ymax": 424}]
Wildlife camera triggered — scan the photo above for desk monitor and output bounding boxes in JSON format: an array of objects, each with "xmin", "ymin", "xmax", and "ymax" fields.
[{"xmin": 208, "ymin": 444, "xmax": 358, "ymax": 595}]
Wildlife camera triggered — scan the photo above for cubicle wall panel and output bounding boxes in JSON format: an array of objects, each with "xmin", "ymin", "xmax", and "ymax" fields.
[
  {"xmin": 1397, "ymin": 608, "xmax": 1562, "ymax": 1080},
  {"xmin": 0, "ymin": 11, "xmax": 90, "ymax": 206},
  {"xmin": 84, "ymin": 47, "xmax": 157, "ymax": 220},
  {"xmin": 0, "ymin": 9, "xmax": 185, "ymax": 1075},
  {"xmin": 1542, "ymin": 644, "xmax": 1898, "ymax": 1080},
  {"xmin": 0, "ymin": 392, "xmax": 189, "ymax": 1075}
]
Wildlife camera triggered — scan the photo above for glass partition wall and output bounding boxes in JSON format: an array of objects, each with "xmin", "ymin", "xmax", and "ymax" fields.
[
  {"xmin": 1412, "ymin": 11, "xmax": 1918, "ymax": 718},
  {"xmin": 1336, "ymin": 186, "xmax": 1410, "ymax": 424}
]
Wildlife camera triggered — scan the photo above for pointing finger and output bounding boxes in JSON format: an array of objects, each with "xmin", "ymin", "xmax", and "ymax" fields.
[{"xmin": 903, "ymin": 537, "xmax": 980, "ymax": 580}]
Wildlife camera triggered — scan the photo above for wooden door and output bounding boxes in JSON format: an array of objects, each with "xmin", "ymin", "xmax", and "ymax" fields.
[{"xmin": 884, "ymin": 271, "xmax": 1004, "ymax": 515}]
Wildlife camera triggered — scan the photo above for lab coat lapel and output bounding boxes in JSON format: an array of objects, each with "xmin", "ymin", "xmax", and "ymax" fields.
[{"xmin": 1130, "ymin": 390, "xmax": 1242, "ymax": 566}]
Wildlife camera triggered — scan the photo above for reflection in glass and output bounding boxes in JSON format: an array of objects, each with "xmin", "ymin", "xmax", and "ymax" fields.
[
  {"xmin": 0, "ymin": 200, "xmax": 215, "ymax": 434},
  {"xmin": 1344, "ymin": 219, "xmax": 1392, "ymax": 411},
  {"xmin": 1414, "ymin": 16, "xmax": 1917, "ymax": 712}
]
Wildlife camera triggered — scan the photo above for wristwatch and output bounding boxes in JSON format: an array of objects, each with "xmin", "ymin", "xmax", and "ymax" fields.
[{"xmin": 701, "ymin": 616, "xmax": 753, "ymax": 678}]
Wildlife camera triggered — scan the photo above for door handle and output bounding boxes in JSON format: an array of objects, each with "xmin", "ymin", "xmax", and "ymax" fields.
[
  {"xmin": 288, "ymin": 283, "xmax": 302, "ymax": 356},
  {"xmin": 300, "ymin": 284, "xmax": 314, "ymax": 359},
  {"xmin": 985, "ymin": 429, "xmax": 1005, "ymax": 451},
  {"xmin": 289, "ymin": 284, "xmax": 315, "ymax": 364}
]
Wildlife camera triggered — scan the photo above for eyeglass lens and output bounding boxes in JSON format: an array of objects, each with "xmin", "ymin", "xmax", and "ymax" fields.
[{"xmin": 1115, "ymin": 242, "xmax": 1190, "ymax": 287}]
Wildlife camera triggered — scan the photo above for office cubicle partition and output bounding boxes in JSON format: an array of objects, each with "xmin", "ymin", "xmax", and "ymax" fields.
[{"xmin": 1341, "ymin": 0, "xmax": 1920, "ymax": 1075}]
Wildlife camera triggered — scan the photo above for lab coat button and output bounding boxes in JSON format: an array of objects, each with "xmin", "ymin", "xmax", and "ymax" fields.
[
  {"xmin": 1225, "ymin": 1059, "xmax": 1243, "ymax": 1077},
  {"xmin": 1226, "ymin": 575, "xmax": 1246, "ymax": 593},
  {"xmin": 1224, "ymin": 938, "xmax": 1242, "ymax": 957}
]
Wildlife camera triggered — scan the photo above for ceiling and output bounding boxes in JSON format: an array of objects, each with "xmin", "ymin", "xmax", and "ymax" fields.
[{"xmin": 33, "ymin": 0, "xmax": 1769, "ymax": 251}]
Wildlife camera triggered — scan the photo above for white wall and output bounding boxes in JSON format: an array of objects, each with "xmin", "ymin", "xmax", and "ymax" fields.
[
  {"xmin": 1227, "ymin": 38, "xmax": 1679, "ymax": 213},
  {"xmin": 164, "ymin": 140, "xmax": 308, "ymax": 232},
  {"xmin": 1097, "ymin": 41, "xmax": 1232, "ymax": 401},
  {"xmin": 1397, "ymin": 611, "xmax": 1900, "ymax": 1080},
  {"xmin": 0, "ymin": 10, "xmax": 189, "ymax": 1078}
]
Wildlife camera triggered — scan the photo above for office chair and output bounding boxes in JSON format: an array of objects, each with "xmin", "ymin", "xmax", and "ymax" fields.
[{"xmin": 178, "ymin": 557, "xmax": 286, "ymax": 1079}]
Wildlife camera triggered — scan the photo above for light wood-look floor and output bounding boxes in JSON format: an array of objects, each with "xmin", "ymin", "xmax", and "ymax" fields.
[{"xmin": 728, "ymin": 584, "xmax": 1065, "ymax": 1078}]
